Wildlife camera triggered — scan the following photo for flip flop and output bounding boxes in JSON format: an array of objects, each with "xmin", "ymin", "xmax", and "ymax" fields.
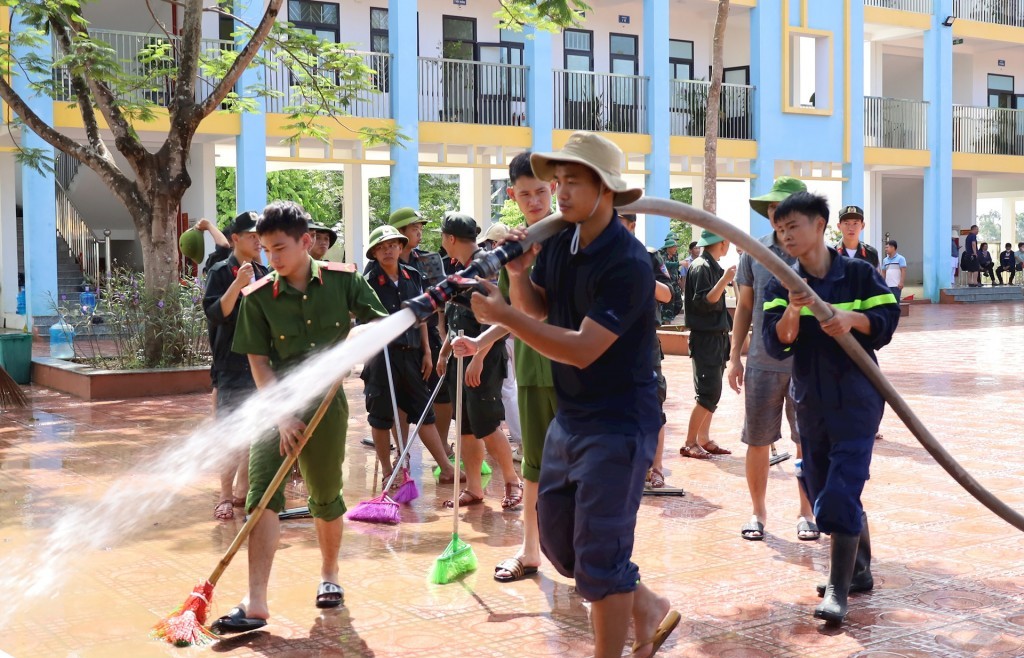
[
  {"xmin": 797, "ymin": 517, "xmax": 820, "ymax": 541},
  {"xmin": 741, "ymin": 519, "xmax": 765, "ymax": 541},
  {"xmin": 315, "ymin": 581, "xmax": 344, "ymax": 609},
  {"xmin": 210, "ymin": 606, "xmax": 267, "ymax": 635},
  {"xmin": 632, "ymin": 609, "xmax": 681, "ymax": 656},
  {"xmin": 213, "ymin": 500, "xmax": 234, "ymax": 521},
  {"xmin": 700, "ymin": 440, "xmax": 732, "ymax": 455},
  {"xmin": 494, "ymin": 557, "xmax": 539, "ymax": 583}
]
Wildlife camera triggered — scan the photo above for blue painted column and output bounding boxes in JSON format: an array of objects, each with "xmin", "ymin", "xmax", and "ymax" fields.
[
  {"xmin": 235, "ymin": 1, "xmax": 267, "ymax": 215},
  {"xmin": 642, "ymin": 0, "xmax": 670, "ymax": 248},
  {"xmin": 12, "ymin": 9, "xmax": 57, "ymax": 322},
  {"xmin": 747, "ymin": 0, "xmax": 780, "ymax": 239},
  {"xmin": 843, "ymin": 0, "xmax": 866, "ymax": 212},
  {"xmin": 923, "ymin": 0, "xmax": 953, "ymax": 301},
  {"xmin": 525, "ymin": 27, "xmax": 554, "ymax": 154},
  {"xmin": 390, "ymin": 0, "xmax": 419, "ymax": 210}
]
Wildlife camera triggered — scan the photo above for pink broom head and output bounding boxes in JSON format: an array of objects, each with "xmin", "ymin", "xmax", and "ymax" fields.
[
  {"xmin": 152, "ymin": 580, "xmax": 217, "ymax": 646},
  {"xmin": 346, "ymin": 493, "xmax": 401, "ymax": 524},
  {"xmin": 392, "ymin": 469, "xmax": 419, "ymax": 504}
]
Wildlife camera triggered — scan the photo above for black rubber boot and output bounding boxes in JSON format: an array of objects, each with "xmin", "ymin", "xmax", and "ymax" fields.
[
  {"xmin": 817, "ymin": 514, "xmax": 873, "ymax": 597},
  {"xmin": 814, "ymin": 532, "xmax": 859, "ymax": 624}
]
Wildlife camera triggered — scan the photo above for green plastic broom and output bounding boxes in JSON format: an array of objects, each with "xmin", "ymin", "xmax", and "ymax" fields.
[{"xmin": 429, "ymin": 331, "xmax": 477, "ymax": 584}]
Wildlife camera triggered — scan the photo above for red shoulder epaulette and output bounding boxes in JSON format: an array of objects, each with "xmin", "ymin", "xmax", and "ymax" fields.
[
  {"xmin": 324, "ymin": 261, "xmax": 357, "ymax": 273},
  {"xmin": 241, "ymin": 272, "xmax": 274, "ymax": 296}
]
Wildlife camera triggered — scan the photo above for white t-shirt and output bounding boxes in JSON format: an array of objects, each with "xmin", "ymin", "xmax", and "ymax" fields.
[
  {"xmin": 881, "ymin": 253, "xmax": 907, "ymax": 287},
  {"xmin": 845, "ymin": 248, "xmax": 857, "ymax": 259}
]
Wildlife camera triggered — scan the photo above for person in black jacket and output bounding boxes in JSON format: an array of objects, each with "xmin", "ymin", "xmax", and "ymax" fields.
[
  {"xmin": 997, "ymin": 242, "xmax": 1017, "ymax": 285},
  {"xmin": 763, "ymin": 192, "xmax": 900, "ymax": 626},
  {"xmin": 978, "ymin": 242, "xmax": 996, "ymax": 285},
  {"xmin": 202, "ymin": 211, "xmax": 269, "ymax": 521}
]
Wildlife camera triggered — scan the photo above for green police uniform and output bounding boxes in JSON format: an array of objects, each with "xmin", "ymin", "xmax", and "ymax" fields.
[{"xmin": 232, "ymin": 258, "xmax": 388, "ymax": 520}]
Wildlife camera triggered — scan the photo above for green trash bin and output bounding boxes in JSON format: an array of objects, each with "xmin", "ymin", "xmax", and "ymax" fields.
[{"xmin": 0, "ymin": 332, "xmax": 32, "ymax": 385}]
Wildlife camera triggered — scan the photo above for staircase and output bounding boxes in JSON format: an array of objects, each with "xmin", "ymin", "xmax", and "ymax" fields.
[{"xmin": 939, "ymin": 285, "xmax": 1024, "ymax": 304}]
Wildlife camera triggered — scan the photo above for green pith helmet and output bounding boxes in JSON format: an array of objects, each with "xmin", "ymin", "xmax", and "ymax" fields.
[
  {"xmin": 365, "ymin": 224, "xmax": 408, "ymax": 261},
  {"xmin": 749, "ymin": 176, "xmax": 808, "ymax": 218},
  {"xmin": 179, "ymin": 228, "xmax": 205, "ymax": 264},
  {"xmin": 389, "ymin": 207, "xmax": 427, "ymax": 230},
  {"xmin": 696, "ymin": 228, "xmax": 724, "ymax": 247}
]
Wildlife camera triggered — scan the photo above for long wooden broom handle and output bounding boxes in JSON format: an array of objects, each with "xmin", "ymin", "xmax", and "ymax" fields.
[{"xmin": 208, "ymin": 378, "xmax": 346, "ymax": 586}]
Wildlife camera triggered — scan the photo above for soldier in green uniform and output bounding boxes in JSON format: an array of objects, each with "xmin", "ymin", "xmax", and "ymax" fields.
[{"xmin": 213, "ymin": 201, "xmax": 388, "ymax": 635}]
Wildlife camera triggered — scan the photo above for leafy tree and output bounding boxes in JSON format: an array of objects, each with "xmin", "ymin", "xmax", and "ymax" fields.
[
  {"xmin": 702, "ymin": 0, "xmax": 730, "ymax": 215},
  {"xmin": 215, "ymin": 167, "xmax": 344, "ymax": 230},
  {"xmin": 498, "ymin": 199, "xmax": 526, "ymax": 228},
  {"xmin": 0, "ymin": 0, "xmax": 586, "ymax": 364},
  {"xmin": 368, "ymin": 174, "xmax": 460, "ymax": 252},
  {"xmin": 668, "ymin": 187, "xmax": 693, "ymax": 248},
  {"xmin": 977, "ymin": 209, "xmax": 1001, "ymax": 245}
]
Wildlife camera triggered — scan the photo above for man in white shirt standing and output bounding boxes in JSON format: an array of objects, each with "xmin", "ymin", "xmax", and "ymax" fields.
[{"xmin": 880, "ymin": 240, "xmax": 907, "ymax": 302}]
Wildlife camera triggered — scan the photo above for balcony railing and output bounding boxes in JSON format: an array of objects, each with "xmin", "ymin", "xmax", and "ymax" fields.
[
  {"xmin": 262, "ymin": 50, "xmax": 391, "ymax": 118},
  {"xmin": 864, "ymin": 97, "xmax": 928, "ymax": 150},
  {"xmin": 418, "ymin": 57, "xmax": 527, "ymax": 126},
  {"xmin": 53, "ymin": 29, "xmax": 232, "ymax": 106},
  {"xmin": 553, "ymin": 70, "xmax": 648, "ymax": 134},
  {"xmin": 953, "ymin": 105, "xmax": 1024, "ymax": 155},
  {"xmin": 865, "ymin": 0, "xmax": 933, "ymax": 12},
  {"xmin": 669, "ymin": 80, "xmax": 755, "ymax": 140},
  {"xmin": 953, "ymin": 0, "xmax": 1024, "ymax": 27}
]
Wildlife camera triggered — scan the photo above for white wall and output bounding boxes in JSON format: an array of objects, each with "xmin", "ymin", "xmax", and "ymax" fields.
[
  {"xmin": 82, "ymin": 2, "xmax": 173, "ymax": 34},
  {"xmin": 967, "ymin": 48, "xmax": 1024, "ymax": 106},
  {"xmin": 953, "ymin": 53, "xmax": 974, "ymax": 105},
  {"xmin": 880, "ymin": 176, "xmax": 923, "ymax": 283},
  {"xmin": 953, "ymin": 176, "xmax": 975, "ymax": 233},
  {"xmin": 881, "ymin": 54, "xmax": 923, "ymax": 100}
]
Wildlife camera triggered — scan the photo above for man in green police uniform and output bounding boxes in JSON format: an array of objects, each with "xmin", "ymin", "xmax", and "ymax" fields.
[{"xmin": 213, "ymin": 201, "xmax": 388, "ymax": 634}]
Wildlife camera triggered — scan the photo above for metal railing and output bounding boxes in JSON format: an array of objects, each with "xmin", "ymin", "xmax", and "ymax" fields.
[
  {"xmin": 263, "ymin": 50, "xmax": 392, "ymax": 118},
  {"xmin": 865, "ymin": 0, "xmax": 933, "ymax": 13},
  {"xmin": 53, "ymin": 29, "xmax": 233, "ymax": 106},
  {"xmin": 864, "ymin": 97, "xmax": 928, "ymax": 149},
  {"xmin": 418, "ymin": 57, "xmax": 528, "ymax": 126},
  {"xmin": 953, "ymin": 105, "xmax": 1024, "ymax": 155},
  {"xmin": 553, "ymin": 70, "xmax": 648, "ymax": 134},
  {"xmin": 669, "ymin": 80, "xmax": 755, "ymax": 140},
  {"xmin": 55, "ymin": 151, "xmax": 80, "ymax": 191},
  {"xmin": 55, "ymin": 185, "xmax": 101, "ymax": 290},
  {"xmin": 953, "ymin": 0, "xmax": 1024, "ymax": 27}
]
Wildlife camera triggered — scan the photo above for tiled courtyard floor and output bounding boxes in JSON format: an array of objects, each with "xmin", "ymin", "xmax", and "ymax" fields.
[{"xmin": 2, "ymin": 303, "xmax": 1023, "ymax": 658}]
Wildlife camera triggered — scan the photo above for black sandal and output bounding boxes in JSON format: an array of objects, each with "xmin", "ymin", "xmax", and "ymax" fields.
[{"xmin": 210, "ymin": 606, "xmax": 267, "ymax": 635}]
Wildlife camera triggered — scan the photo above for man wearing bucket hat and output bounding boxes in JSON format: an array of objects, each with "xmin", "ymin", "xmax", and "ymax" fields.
[
  {"xmin": 361, "ymin": 225, "xmax": 460, "ymax": 486},
  {"xmin": 729, "ymin": 177, "xmax": 818, "ymax": 542},
  {"xmin": 468, "ymin": 132, "xmax": 680, "ymax": 658},
  {"xmin": 388, "ymin": 207, "xmax": 454, "ymax": 444},
  {"xmin": 307, "ymin": 220, "xmax": 338, "ymax": 261},
  {"xmin": 680, "ymin": 229, "xmax": 735, "ymax": 461}
]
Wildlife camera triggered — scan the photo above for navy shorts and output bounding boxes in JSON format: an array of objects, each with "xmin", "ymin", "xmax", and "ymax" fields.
[
  {"xmin": 363, "ymin": 348, "xmax": 437, "ymax": 430},
  {"xmin": 537, "ymin": 417, "xmax": 658, "ymax": 602}
]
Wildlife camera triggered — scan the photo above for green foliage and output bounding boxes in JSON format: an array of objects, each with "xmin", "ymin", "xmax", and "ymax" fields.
[
  {"xmin": 51, "ymin": 268, "xmax": 210, "ymax": 370},
  {"xmin": 668, "ymin": 188, "xmax": 694, "ymax": 248},
  {"xmin": 977, "ymin": 209, "xmax": 1001, "ymax": 245},
  {"xmin": 498, "ymin": 199, "xmax": 526, "ymax": 229},
  {"xmin": 215, "ymin": 167, "xmax": 345, "ymax": 231},
  {"xmin": 495, "ymin": 0, "xmax": 592, "ymax": 33},
  {"xmin": 368, "ymin": 175, "xmax": 461, "ymax": 253}
]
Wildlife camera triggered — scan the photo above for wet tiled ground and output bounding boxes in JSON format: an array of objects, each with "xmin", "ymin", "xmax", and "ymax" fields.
[{"xmin": 2, "ymin": 303, "xmax": 1023, "ymax": 658}]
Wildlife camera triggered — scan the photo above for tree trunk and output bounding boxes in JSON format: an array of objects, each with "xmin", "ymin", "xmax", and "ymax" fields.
[
  {"xmin": 703, "ymin": 0, "xmax": 730, "ymax": 215},
  {"xmin": 136, "ymin": 191, "xmax": 187, "ymax": 367}
]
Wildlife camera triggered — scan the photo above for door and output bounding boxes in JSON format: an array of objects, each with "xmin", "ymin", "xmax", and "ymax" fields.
[
  {"xmin": 563, "ymin": 29, "xmax": 594, "ymax": 129},
  {"xmin": 609, "ymin": 34, "xmax": 639, "ymax": 132},
  {"xmin": 441, "ymin": 16, "xmax": 476, "ymax": 122}
]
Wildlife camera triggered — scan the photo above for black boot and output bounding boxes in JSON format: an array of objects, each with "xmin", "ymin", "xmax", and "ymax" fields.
[
  {"xmin": 814, "ymin": 532, "xmax": 859, "ymax": 624},
  {"xmin": 817, "ymin": 514, "xmax": 873, "ymax": 597}
]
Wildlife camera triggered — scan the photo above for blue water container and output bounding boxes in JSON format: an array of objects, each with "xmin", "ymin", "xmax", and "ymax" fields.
[
  {"xmin": 16, "ymin": 286, "xmax": 25, "ymax": 315},
  {"xmin": 49, "ymin": 319, "xmax": 76, "ymax": 359},
  {"xmin": 80, "ymin": 286, "xmax": 97, "ymax": 315}
]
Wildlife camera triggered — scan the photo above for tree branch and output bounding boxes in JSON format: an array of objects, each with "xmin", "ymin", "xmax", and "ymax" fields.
[
  {"xmin": 48, "ymin": 19, "xmax": 112, "ymax": 162},
  {"xmin": 194, "ymin": 0, "xmax": 284, "ymax": 121},
  {"xmin": 144, "ymin": 0, "xmax": 174, "ymax": 40}
]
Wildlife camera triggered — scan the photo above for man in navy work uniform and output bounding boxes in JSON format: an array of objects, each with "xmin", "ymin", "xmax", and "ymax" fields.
[
  {"xmin": 470, "ymin": 132, "xmax": 680, "ymax": 658},
  {"xmin": 762, "ymin": 192, "xmax": 900, "ymax": 626}
]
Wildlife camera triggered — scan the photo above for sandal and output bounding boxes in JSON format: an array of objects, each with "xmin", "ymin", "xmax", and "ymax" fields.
[
  {"xmin": 315, "ymin": 581, "xmax": 344, "ymax": 609},
  {"xmin": 210, "ymin": 605, "xmax": 267, "ymax": 635},
  {"xmin": 741, "ymin": 518, "xmax": 765, "ymax": 541},
  {"xmin": 494, "ymin": 557, "xmax": 538, "ymax": 583},
  {"xmin": 699, "ymin": 440, "xmax": 732, "ymax": 455},
  {"xmin": 797, "ymin": 517, "xmax": 820, "ymax": 541},
  {"xmin": 502, "ymin": 481, "xmax": 524, "ymax": 510},
  {"xmin": 631, "ymin": 609, "xmax": 681, "ymax": 656},
  {"xmin": 646, "ymin": 468, "xmax": 666, "ymax": 489},
  {"xmin": 443, "ymin": 489, "xmax": 484, "ymax": 508},
  {"xmin": 679, "ymin": 444, "xmax": 711, "ymax": 459},
  {"xmin": 214, "ymin": 499, "xmax": 235, "ymax": 520}
]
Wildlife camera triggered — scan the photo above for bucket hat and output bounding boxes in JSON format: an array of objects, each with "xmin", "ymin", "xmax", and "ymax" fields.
[
  {"xmin": 307, "ymin": 219, "xmax": 338, "ymax": 248},
  {"xmin": 696, "ymin": 228, "xmax": 724, "ymax": 248},
  {"xmin": 749, "ymin": 176, "xmax": 807, "ymax": 218},
  {"xmin": 365, "ymin": 225, "xmax": 408, "ymax": 261},
  {"xmin": 530, "ymin": 132, "xmax": 643, "ymax": 207},
  {"xmin": 662, "ymin": 236, "xmax": 678, "ymax": 249},
  {"xmin": 389, "ymin": 207, "xmax": 428, "ymax": 230},
  {"xmin": 478, "ymin": 222, "xmax": 510, "ymax": 245}
]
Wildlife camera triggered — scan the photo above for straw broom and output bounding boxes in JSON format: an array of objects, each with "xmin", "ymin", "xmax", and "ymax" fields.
[
  {"xmin": 429, "ymin": 331, "xmax": 477, "ymax": 584},
  {"xmin": 0, "ymin": 365, "xmax": 28, "ymax": 409},
  {"xmin": 153, "ymin": 379, "xmax": 345, "ymax": 646}
]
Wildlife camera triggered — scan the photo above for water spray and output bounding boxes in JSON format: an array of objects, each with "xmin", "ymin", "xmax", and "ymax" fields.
[{"xmin": 621, "ymin": 197, "xmax": 1024, "ymax": 533}]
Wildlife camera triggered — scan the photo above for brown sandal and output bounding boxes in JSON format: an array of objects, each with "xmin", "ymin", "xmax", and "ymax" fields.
[
  {"xmin": 502, "ymin": 481, "xmax": 524, "ymax": 510},
  {"xmin": 646, "ymin": 468, "xmax": 666, "ymax": 489},
  {"xmin": 214, "ymin": 500, "xmax": 235, "ymax": 520},
  {"xmin": 443, "ymin": 489, "xmax": 484, "ymax": 509},
  {"xmin": 700, "ymin": 440, "xmax": 732, "ymax": 455},
  {"xmin": 679, "ymin": 444, "xmax": 711, "ymax": 459}
]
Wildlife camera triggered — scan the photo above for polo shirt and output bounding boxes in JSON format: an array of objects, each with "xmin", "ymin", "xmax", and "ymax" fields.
[
  {"xmin": 880, "ymin": 253, "xmax": 907, "ymax": 288},
  {"xmin": 531, "ymin": 214, "xmax": 660, "ymax": 435},
  {"xmin": 735, "ymin": 232, "xmax": 796, "ymax": 374},
  {"xmin": 964, "ymin": 233, "xmax": 978, "ymax": 256}
]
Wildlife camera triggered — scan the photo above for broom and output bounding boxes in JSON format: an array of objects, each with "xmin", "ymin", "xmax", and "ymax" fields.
[
  {"xmin": 0, "ymin": 365, "xmax": 28, "ymax": 409},
  {"xmin": 382, "ymin": 348, "xmax": 418, "ymax": 504},
  {"xmin": 429, "ymin": 331, "xmax": 477, "ymax": 584},
  {"xmin": 153, "ymin": 379, "xmax": 345, "ymax": 646},
  {"xmin": 348, "ymin": 376, "xmax": 447, "ymax": 521}
]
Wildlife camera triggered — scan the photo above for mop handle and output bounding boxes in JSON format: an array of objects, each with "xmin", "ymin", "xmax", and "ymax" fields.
[
  {"xmin": 381, "ymin": 375, "xmax": 446, "ymax": 492},
  {"xmin": 383, "ymin": 347, "xmax": 406, "ymax": 470},
  {"xmin": 208, "ymin": 378, "xmax": 344, "ymax": 587},
  {"xmin": 453, "ymin": 330, "xmax": 465, "ymax": 536}
]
